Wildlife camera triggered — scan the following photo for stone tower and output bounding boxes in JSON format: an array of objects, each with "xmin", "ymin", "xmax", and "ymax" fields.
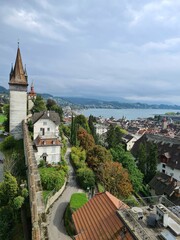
[
  {"xmin": 9, "ymin": 46, "xmax": 28, "ymax": 139},
  {"xmin": 28, "ymin": 81, "xmax": 36, "ymax": 114}
]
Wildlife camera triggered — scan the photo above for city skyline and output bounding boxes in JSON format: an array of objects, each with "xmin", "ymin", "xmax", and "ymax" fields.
[{"xmin": 0, "ymin": 0, "xmax": 180, "ymax": 104}]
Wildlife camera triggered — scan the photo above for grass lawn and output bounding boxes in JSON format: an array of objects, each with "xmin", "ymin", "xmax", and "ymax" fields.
[
  {"xmin": 70, "ymin": 193, "xmax": 88, "ymax": 211},
  {"xmin": 97, "ymin": 182, "xmax": 105, "ymax": 193},
  {"xmin": 65, "ymin": 193, "xmax": 88, "ymax": 236}
]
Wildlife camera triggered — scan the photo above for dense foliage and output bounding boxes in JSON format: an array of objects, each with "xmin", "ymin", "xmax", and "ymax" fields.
[
  {"xmin": 2, "ymin": 104, "xmax": 9, "ymax": 132},
  {"xmin": 76, "ymin": 167, "xmax": 95, "ymax": 189},
  {"xmin": 86, "ymin": 145, "xmax": 112, "ymax": 174},
  {"xmin": 110, "ymin": 145, "xmax": 144, "ymax": 192},
  {"xmin": 136, "ymin": 142, "xmax": 158, "ymax": 183},
  {"xmin": 106, "ymin": 125, "xmax": 126, "ymax": 148},
  {"xmin": 71, "ymin": 147, "xmax": 95, "ymax": 190},
  {"xmin": 0, "ymin": 172, "xmax": 28, "ymax": 240},
  {"xmin": 32, "ymin": 95, "xmax": 46, "ymax": 113},
  {"xmin": 77, "ymin": 127, "xmax": 95, "ymax": 151},
  {"xmin": 39, "ymin": 167, "xmax": 65, "ymax": 191},
  {"xmin": 70, "ymin": 114, "xmax": 90, "ymax": 145},
  {"xmin": 99, "ymin": 161, "xmax": 133, "ymax": 198}
]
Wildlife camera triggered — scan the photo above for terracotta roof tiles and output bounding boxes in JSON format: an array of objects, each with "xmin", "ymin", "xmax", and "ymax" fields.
[{"xmin": 72, "ymin": 192, "xmax": 134, "ymax": 240}]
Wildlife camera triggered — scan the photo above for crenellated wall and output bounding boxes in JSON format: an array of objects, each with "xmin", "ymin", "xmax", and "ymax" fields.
[{"xmin": 22, "ymin": 120, "xmax": 48, "ymax": 240}]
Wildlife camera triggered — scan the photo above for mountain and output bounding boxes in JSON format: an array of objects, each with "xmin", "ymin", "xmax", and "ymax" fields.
[
  {"xmin": 0, "ymin": 86, "xmax": 8, "ymax": 94},
  {"xmin": 59, "ymin": 97, "xmax": 180, "ymax": 110}
]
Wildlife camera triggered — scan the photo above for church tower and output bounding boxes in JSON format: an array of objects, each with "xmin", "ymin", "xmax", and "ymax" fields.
[
  {"xmin": 9, "ymin": 45, "xmax": 28, "ymax": 139},
  {"xmin": 28, "ymin": 81, "xmax": 36, "ymax": 114}
]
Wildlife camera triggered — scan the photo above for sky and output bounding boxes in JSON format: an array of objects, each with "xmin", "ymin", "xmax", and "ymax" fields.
[{"xmin": 0, "ymin": 0, "xmax": 180, "ymax": 105}]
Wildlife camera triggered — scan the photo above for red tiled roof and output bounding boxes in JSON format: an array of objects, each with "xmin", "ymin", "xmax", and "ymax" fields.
[{"xmin": 72, "ymin": 191, "xmax": 134, "ymax": 240}]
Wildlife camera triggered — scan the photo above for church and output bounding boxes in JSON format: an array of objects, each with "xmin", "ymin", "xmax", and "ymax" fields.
[{"xmin": 9, "ymin": 46, "xmax": 61, "ymax": 164}]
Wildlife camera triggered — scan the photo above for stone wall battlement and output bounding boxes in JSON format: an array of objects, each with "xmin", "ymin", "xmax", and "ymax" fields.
[{"xmin": 22, "ymin": 120, "xmax": 48, "ymax": 240}]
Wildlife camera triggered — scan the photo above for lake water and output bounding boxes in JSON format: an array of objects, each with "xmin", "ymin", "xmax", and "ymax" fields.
[{"xmin": 81, "ymin": 108, "xmax": 179, "ymax": 120}]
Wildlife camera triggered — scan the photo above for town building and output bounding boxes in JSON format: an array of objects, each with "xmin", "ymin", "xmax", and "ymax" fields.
[
  {"xmin": 132, "ymin": 134, "xmax": 180, "ymax": 203},
  {"xmin": 32, "ymin": 111, "xmax": 61, "ymax": 164},
  {"xmin": 72, "ymin": 191, "xmax": 134, "ymax": 240},
  {"xmin": 72, "ymin": 192, "xmax": 180, "ymax": 240}
]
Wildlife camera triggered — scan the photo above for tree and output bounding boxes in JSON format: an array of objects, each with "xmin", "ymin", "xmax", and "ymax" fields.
[
  {"xmin": 137, "ymin": 143, "xmax": 147, "ymax": 175},
  {"xmin": 2, "ymin": 104, "xmax": 9, "ymax": 132},
  {"xmin": 100, "ymin": 161, "xmax": 133, "ymax": 198},
  {"xmin": 86, "ymin": 145, "xmax": 112, "ymax": 174},
  {"xmin": 0, "ymin": 172, "xmax": 27, "ymax": 239},
  {"xmin": 110, "ymin": 145, "xmax": 143, "ymax": 192},
  {"xmin": 74, "ymin": 114, "xmax": 90, "ymax": 133},
  {"xmin": 136, "ymin": 142, "xmax": 158, "ymax": 184},
  {"xmin": 77, "ymin": 127, "xmax": 95, "ymax": 151},
  {"xmin": 70, "ymin": 114, "xmax": 90, "ymax": 146},
  {"xmin": 76, "ymin": 167, "xmax": 95, "ymax": 190},
  {"xmin": 106, "ymin": 125, "xmax": 124, "ymax": 148},
  {"xmin": 46, "ymin": 98, "xmax": 63, "ymax": 121},
  {"xmin": 88, "ymin": 115, "xmax": 98, "ymax": 143},
  {"xmin": 0, "ymin": 172, "xmax": 18, "ymax": 206},
  {"xmin": 31, "ymin": 95, "xmax": 46, "ymax": 113},
  {"xmin": 39, "ymin": 167, "xmax": 65, "ymax": 191},
  {"xmin": 145, "ymin": 143, "xmax": 158, "ymax": 183},
  {"xmin": 51, "ymin": 104, "xmax": 63, "ymax": 122},
  {"xmin": 46, "ymin": 99, "xmax": 56, "ymax": 110}
]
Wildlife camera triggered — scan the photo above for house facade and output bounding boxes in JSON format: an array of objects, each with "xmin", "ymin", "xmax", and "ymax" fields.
[{"xmin": 32, "ymin": 111, "xmax": 61, "ymax": 164}]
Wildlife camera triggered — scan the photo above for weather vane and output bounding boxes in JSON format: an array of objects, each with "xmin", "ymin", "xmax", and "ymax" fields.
[{"xmin": 17, "ymin": 39, "xmax": 20, "ymax": 48}]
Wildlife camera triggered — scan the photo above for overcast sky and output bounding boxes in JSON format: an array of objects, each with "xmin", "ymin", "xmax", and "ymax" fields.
[{"xmin": 0, "ymin": 0, "xmax": 180, "ymax": 104}]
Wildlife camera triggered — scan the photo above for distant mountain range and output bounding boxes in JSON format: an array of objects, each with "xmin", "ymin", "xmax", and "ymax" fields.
[
  {"xmin": 1, "ymin": 86, "xmax": 180, "ymax": 110},
  {"xmin": 0, "ymin": 86, "xmax": 8, "ymax": 94}
]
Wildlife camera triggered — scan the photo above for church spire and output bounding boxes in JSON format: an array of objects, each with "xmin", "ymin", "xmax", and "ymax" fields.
[{"xmin": 9, "ymin": 46, "xmax": 28, "ymax": 86}]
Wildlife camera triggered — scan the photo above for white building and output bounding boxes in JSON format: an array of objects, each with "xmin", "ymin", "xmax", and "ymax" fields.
[
  {"xmin": 94, "ymin": 123, "xmax": 108, "ymax": 135},
  {"xmin": 122, "ymin": 134, "xmax": 140, "ymax": 151},
  {"xmin": 33, "ymin": 111, "xmax": 61, "ymax": 164}
]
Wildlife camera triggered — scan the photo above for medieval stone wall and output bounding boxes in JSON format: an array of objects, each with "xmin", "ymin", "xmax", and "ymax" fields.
[{"xmin": 23, "ymin": 120, "xmax": 48, "ymax": 240}]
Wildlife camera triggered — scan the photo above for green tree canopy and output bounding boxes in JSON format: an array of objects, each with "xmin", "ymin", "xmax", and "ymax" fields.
[
  {"xmin": 86, "ymin": 145, "xmax": 112, "ymax": 174},
  {"xmin": 100, "ymin": 161, "xmax": 133, "ymax": 198},
  {"xmin": 46, "ymin": 99, "xmax": 56, "ymax": 110},
  {"xmin": 70, "ymin": 114, "xmax": 90, "ymax": 146},
  {"xmin": 2, "ymin": 104, "xmax": 9, "ymax": 132},
  {"xmin": 106, "ymin": 125, "xmax": 125, "ymax": 148},
  {"xmin": 136, "ymin": 142, "xmax": 158, "ymax": 183},
  {"xmin": 110, "ymin": 145, "xmax": 144, "ymax": 192},
  {"xmin": 76, "ymin": 167, "xmax": 95, "ymax": 190},
  {"xmin": 32, "ymin": 95, "xmax": 46, "ymax": 113},
  {"xmin": 77, "ymin": 127, "xmax": 95, "ymax": 151},
  {"xmin": 88, "ymin": 115, "xmax": 98, "ymax": 143}
]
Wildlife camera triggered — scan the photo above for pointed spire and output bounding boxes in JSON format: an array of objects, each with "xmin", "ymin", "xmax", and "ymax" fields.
[
  {"xmin": 9, "ymin": 63, "xmax": 14, "ymax": 81},
  {"xmin": 29, "ymin": 81, "xmax": 36, "ymax": 96},
  {"xmin": 9, "ymin": 46, "xmax": 28, "ymax": 86}
]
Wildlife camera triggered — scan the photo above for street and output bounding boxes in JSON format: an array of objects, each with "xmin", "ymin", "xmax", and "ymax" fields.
[{"xmin": 47, "ymin": 142, "xmax": 83, "ymax": 240}]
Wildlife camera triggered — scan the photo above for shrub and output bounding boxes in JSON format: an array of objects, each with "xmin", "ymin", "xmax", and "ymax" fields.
[
  {"xmin": 39, "ymin": 167, "xmax": 65, "ymax": 191},
  {"xmin": 76, "ymin": 167, "xmax": 95, "ymax": 190},
  {"xmin": 0, "ymin": 136, "xmax": 16, "ymax": 151}
]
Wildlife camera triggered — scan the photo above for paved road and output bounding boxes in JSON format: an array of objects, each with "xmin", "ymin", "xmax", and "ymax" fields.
[{"xmin": 47, "ymin": 142, "xmax": 83, "ymax": 240}]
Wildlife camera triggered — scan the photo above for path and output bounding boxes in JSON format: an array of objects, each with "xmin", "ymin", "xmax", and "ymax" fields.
[{"xmin": 47, "ymin": 141, "xmax": 83, "ymax": 240}]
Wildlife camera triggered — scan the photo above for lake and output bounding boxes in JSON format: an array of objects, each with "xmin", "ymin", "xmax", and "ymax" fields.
[{"xmin": 81, "ymin": 108, "xmax": 179, "ymax": 120}]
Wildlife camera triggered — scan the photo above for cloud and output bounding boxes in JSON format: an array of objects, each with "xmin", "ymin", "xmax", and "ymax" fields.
[
  {"xmin": 142, "ymin": 38, "xmax": 180, "ymax": 51},
  {"xmin": 1, "ymin": 0, "xmax": 180, "ymax": 104}
]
